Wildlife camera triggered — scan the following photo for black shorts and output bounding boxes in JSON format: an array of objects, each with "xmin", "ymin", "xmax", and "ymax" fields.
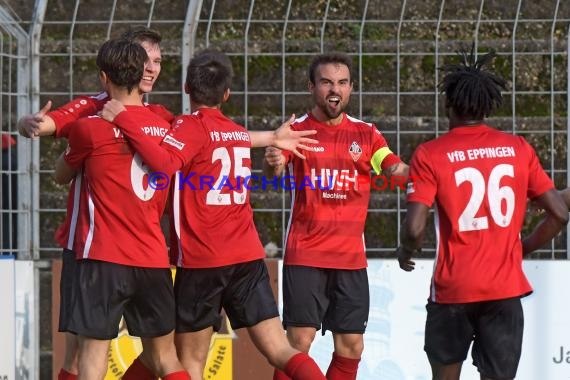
[
  {"xmin": 282, "ymin": 265, "xmax": 369, "ymax": 334},
  {"xmin": 58, "ymin": 248, "xmax": 76, "ymax": 332},
  {"xmin": 67, "ymin": 259, "xmax": 175, "ymax": 340},
  {"xmin": 424, "ymin": 297, "xmax": 524, "ymax": 379},
  {"xmin": 174, "ymin": 259, "xmax": 279, "ymax": 332}
]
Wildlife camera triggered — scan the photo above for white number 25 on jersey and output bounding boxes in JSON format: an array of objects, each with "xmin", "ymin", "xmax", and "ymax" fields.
[
  {"xmin": 455, "ymin": 164, "xmax": 515, "ymax": 231},
  {"xmin": 206, "ymin": 146, "xmax": 251, "ymax": 205}
]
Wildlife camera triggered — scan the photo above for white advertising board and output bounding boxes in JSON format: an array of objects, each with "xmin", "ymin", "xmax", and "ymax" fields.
[
  {"xmin": 0, "ymin": 257, "xmax": 15, "ymax": 380},
  {"xmin": 279, "ymin": 259, "xmax": 570, "ymax": 379},
  {"xmin": 14, "ymin": 261, "xmax": 35, "ymax": 380}
]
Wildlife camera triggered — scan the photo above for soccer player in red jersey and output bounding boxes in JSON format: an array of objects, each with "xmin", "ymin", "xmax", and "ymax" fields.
[
  {"xmin": 17, "ymin": 26, "xmax": 171, "ymax": 139},
  {"xmin": 397, "ymin": 46, "xmax": 568, "ymax": 380},
  {"xmin": 53, "ymin": 38, "xmax": 189, "ymax": 380},
  {"xmin": 263, "ymin": 52, "xmax": 408, "ymax": 380},
  {"xmin": 17, "ymin": 27, "xmax": 170, "ymax": 380},
  {"xmin": 101, "ymin": 49, "xmax": 326, "ymax": 380}
]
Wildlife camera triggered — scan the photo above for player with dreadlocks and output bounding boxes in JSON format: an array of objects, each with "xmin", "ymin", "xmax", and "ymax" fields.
[{"xmin": 396, "ymin": 45, "xmax": 568, "ymax": 380}]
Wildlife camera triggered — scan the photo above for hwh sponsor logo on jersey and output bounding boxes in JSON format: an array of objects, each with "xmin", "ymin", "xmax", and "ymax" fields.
[{"xmin": 310, "ymin": 168, "xmax": 360, "ymax": 191}]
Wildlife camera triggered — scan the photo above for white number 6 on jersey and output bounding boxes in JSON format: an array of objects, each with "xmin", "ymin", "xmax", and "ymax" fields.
[{"xmin": 131, "ymin": 153, "xmax": 156, "ymax": 201}]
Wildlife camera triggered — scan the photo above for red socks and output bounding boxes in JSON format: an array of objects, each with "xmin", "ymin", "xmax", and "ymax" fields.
[
  {"xmin": 122, "ymin": 357, "xmax": 158, "ymax": 380},
  {"xmin": 325, "ymin": 353, "xmax": 360, "ymax": 380},
  {"xmin": 284, "ymin": 352, "xmax": 326, "ymax": 380},
  {"xmin": 162, "ymin": 370, "xmax": 192, "ymax": 380},
  {"xmin": 57, "ymin": 369, "xmax": 77, "ymax": 380}
]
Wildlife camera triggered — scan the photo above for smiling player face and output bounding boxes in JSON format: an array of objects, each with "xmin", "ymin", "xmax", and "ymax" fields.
[
  {"xmin": 309, "ymin": 62, "xmax": 353, "ymax": 124},
  {"xmin": 138, "ymin": 40, "xmax": 162, "ymax": 94}
]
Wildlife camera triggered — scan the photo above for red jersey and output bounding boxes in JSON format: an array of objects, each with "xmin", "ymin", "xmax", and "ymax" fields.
[
  {"xmin": 282, "ymin": 113, "xmax": 401, "ymax": 269},
  {"xmin": 407, "ymin": 124, "xmax": 554, "ymax": 303},
  {"xmin": 51, "ymin": 93, "xmax": 174, "ymax": 248},
  {"xmin": 50, "ymin": 92, "xmax": 174, "ymax": 139},
  {"xmin": 113, "ymin": 107, "xmax": 265, "ymax": 268},
  {"xmin": 54, "ymin": 174, "xmax": 82, "ymax": 250},
  {"xmin": 63, "ymin": 106, "xmax": 171, "ymax": 267}
]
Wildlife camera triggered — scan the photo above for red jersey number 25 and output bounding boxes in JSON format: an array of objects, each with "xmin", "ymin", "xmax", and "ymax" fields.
[{"xmin": 206, "ymin": 147, "xmax": 251, "ymax": 206}]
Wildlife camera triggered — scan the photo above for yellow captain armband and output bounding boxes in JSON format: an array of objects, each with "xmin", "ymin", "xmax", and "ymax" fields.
[{"xmin": 371, "ymin": 147, "xmax": 394, "ymax": 175}]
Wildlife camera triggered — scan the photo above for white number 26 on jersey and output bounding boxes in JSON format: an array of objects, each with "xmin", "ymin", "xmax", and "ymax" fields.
[{"xmin": 455, "ymin": 164, "xmax": 515, "ymax": 231}]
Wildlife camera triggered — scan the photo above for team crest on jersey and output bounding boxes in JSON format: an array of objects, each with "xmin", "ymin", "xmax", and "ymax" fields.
[{"xmin": 349, "ymin": 141, "xmax": 362, "ymax": 162}]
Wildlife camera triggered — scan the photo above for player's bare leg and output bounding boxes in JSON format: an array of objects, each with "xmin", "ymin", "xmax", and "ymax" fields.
[
  {"xmin": 249, "ymin": 318, "xmax": 325, "ymax": 379},
  {"xmin": 327, "ymin": 333, "xmax": 363, "ymax": 379},
  {"xmin": 60, "ymin": 332, "xmax": 79, "ymax": 376},
  {"xmin": 332, "ymin": 333, "xmax": 363, "ymax": 359},
  {"xmin": 140, "ymin": 331, "xmax": 187, "ymax": 377},
  {"xmin": 428, "ymin": 355, "xmax": 462, "ymax": 380},
  {"xmin": 247, "ymin": 317, "xmax": 299, "ymax": 369},
  {"xmin": 76, "ymin": 336, "xmax": 110, "ymax": 380},
  {"xmin": 273, "ymin": 326, "xmax": 319, "ymax": 380},
  {"xmin": 175, "ymin": 327, "xmax": 214, "ymax": 379},
  {"xmin": 285, "ymin": 326, "xmax": 317, "ymax": 353}
]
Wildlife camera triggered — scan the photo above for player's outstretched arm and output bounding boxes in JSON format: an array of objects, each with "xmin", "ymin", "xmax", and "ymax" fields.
[
  {"xmin": 17, "ymin": 101, "xmax": 56, "ymax": 138},
  {"xmin": 522, "ymin": 189, "xmax": 568, "ymax": 255},
  {"xmin": 382, "ymin": 162, "xmax": 409, "ymax": 179},
  {"xmin": 397, "ymin": 202, "xmax": 429, "ymax": 272},
  {"xmin": 249, "ymin": 114, "xmax": 318, "ymax": 159}
]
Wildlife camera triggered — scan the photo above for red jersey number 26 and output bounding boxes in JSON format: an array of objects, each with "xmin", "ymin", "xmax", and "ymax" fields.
[{"xmin": 455, "ymin": 164, "xmax": 515, "ymax": 231}]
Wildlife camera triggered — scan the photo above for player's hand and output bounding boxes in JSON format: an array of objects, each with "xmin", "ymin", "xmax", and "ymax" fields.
[
  {"xmin": 101, "ymin": 99, "xmax": 126, "ymax": 122},
  {"xmin": 17, "ymin": 100, "xmax": 52, "ymax": 138},
  {"xmin": 265, "ymin": 147, "xmax": 284, "ymax": 168},
  {"xmin": 396, "ymin": 245, "xmax": 417, "ymax": 272},
  {"xmin": 273, "ymin": 114, "xmax": 318, "ymax": 160}
]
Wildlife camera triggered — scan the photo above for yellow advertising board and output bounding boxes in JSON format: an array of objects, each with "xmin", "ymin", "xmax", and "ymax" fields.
[{"xmin": 105, "ymin": 317, "xmax": 234, "ymax": 380}]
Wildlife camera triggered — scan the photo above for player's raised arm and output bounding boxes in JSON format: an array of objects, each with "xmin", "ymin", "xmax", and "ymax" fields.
[{"xmin": 17, "ymin": 101, "xmax": 55, "ymax": 138}]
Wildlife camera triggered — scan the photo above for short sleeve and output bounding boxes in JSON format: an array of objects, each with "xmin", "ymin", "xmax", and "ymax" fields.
[
  {"xmin": 522, "ymin": 138, "xmax": 554, "ymax": 199},
  {"xmin": 406, "ymin": 144, "xmax": 437, "ymax": 207}
]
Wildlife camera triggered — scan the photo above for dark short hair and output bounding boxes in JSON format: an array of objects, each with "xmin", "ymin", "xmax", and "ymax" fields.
[
  {"xmin": 96, "ymin": 38, "xmax": 147, "ymax": 93},
  {"xmin": 121, "ymin": 26, "xmax": 162, "ymax": 45},
  {"xmin": 185, "ymin": 49, "xmax": 233, "ymax": 106},
  {"xmin": 439, "ymin": 44, "xmax": 508, "ymax": 120},
  {"xmin": 308, "ymin": 52, "xmax": 353, "ymax": 84}
]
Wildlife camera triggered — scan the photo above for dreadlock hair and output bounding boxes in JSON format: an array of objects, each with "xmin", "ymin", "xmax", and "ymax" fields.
[{"xmin": 438, "ymin": 44, "xmax": 508, "ymax": 121}]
